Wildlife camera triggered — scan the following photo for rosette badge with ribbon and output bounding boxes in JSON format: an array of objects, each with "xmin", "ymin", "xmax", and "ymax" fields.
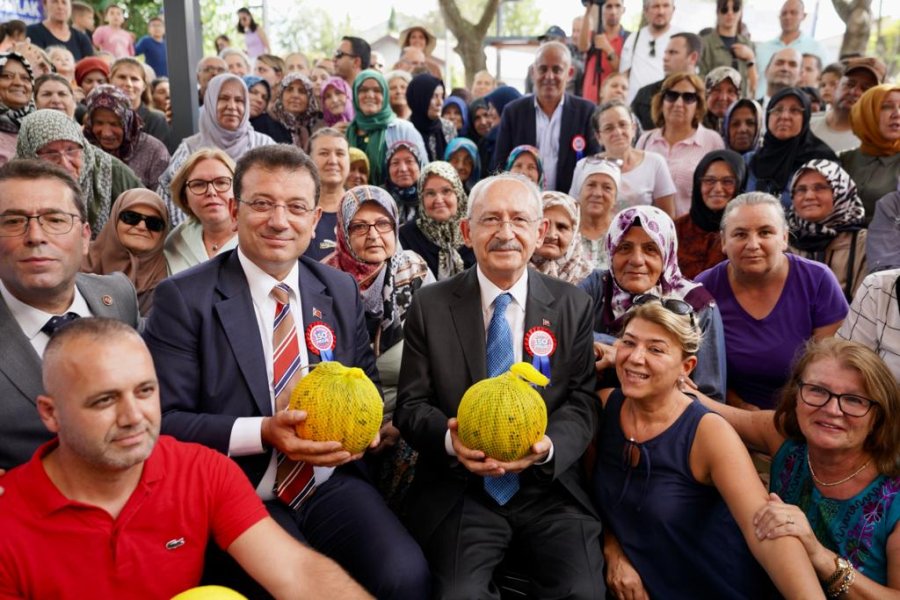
[{"xmin": 456, "ymin": 363, "xmax": 549, "ymax": 462}]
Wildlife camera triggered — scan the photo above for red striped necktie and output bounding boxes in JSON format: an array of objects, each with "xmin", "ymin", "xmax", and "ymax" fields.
[{"xmin": 270, "ymin": 283, "xmax": 316, "ymax": 509}]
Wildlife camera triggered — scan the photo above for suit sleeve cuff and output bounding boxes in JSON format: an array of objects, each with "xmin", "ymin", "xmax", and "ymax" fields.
[
  {"xmin": 229, "ymin": 417, "xmax": 266, "ymax": 456},
  {"xmin": 536, "ymin": 438, "xmax": 554, "ymax": 465},
  {"xmin": 445, "ymin": 429, "xmax": 457, "ymax": 457}
]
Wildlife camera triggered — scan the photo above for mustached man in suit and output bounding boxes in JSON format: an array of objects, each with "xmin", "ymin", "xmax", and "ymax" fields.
[
  {"xmin": 492, "ymin": 41, "xmax": 601, "ymax": 193},
  {"xmin": 395, "ymin": 173, "xmax": 605, "ymax": 598},
  {"xmin": 143, "ymin": 145, "xmax": 428, "ymax": 599},
  {"xmin": 0, "ymin": 159, "xmax": 140, "ymax": 471}
]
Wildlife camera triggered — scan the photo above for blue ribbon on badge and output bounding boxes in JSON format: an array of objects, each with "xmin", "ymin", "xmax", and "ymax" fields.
[
  {"xmin": 532, "ymin": 354, "xmax": 551, "ymax": 382},
  {"xmin": 320, "ymin": 348, "xmax": 334, "ymax": 362}
]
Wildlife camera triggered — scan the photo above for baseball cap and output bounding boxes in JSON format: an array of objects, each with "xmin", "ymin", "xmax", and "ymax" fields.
[
  {"xmin": 842, "ymin": 56, "xmax": 887, "ymax": 84},
  {"xmin": 539, "ymin": 26, "xmax": 567, "ymax": 42}
]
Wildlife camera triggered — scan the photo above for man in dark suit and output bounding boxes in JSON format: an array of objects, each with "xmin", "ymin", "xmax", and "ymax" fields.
[
  {"xmin": 0, "ymin": 159, "xmax": 140, "ymax": 470},
  {"xmin": 492, "ymin": 41, "xmax": 600, "ymax": 193},
  {"xmin": 143, "ymin": 145, "xmax": 428, "ymax": 600},
  {"xmin": 395, "ymin": 173, "xmax": 604, "ymax": 598}
]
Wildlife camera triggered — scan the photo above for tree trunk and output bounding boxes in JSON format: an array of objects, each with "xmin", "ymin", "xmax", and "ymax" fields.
[
  {"xmin": 438, "ymin": 0, "xmax": 501, "ymax": 87},
  {"xmin": 831, "ymin": 0, "xmax": 873, "ymax": 58}
]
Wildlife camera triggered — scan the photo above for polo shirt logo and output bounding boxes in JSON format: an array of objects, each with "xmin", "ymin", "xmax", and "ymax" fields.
[{"xmin": 165, "ymin": 538, "xmax": 185, "ymax": 550}]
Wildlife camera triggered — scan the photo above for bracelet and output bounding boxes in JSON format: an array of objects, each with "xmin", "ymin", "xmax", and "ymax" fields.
[
  {"xmin": 746, "ymin": 61, "xmax": 755, "ymax": 68},
  {"xmin": 827, "ymin": 567, "xmax": 855, "ymax": 598},
  {"xmin": 825, "ymin": 556, "xmax": 854, "ymax": 597}
]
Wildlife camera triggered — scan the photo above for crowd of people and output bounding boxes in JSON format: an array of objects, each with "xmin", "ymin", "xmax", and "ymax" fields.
[{"xmin": 0, "ymin": 0, "xmax": 899, "ymax": 598}]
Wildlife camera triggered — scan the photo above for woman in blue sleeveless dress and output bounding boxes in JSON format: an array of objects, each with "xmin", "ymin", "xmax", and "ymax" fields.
[{"xmin": 594, "ymin": 301, "xmax": 823, "ymax": 598}]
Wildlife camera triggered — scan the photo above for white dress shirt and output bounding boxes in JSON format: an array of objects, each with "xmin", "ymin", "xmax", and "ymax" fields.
[
  {"xmin": 534, "ymin": 94, "xmax": 564, "ymax": 192},
  {"xmin": 0, "ymin": 280, "xmax": 93, "ymax": 357}
]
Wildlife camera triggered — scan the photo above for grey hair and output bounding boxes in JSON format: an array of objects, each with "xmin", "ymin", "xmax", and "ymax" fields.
[
  {"xmin": 534, "ymin": 41, "xmax": 572, "ymax": 68},
  {"xmin": 386, "ymin": 69, "xmax": 411, "ymax": 84},
  {"xmin": 466, "ymin": 173, "xmax": 542, "ymax": 220},
  {"xmin": 219, "ymin": 48, "xmax": 251, "ymax": 69},
  {"xmin": 720, "ymin": 191, "xmax": 788, "ymax": 233}
]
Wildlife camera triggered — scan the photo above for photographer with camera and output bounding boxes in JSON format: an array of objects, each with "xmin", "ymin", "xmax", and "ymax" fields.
[{"xmin": 577, "ymin": 0, "xmax": 630, "ymax": 104}]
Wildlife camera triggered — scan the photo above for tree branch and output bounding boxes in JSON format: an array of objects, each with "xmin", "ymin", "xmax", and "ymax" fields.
[
  {"xmin": 831, "ymin": 0, "xmax": 852, "ymax": 22},
  {"xmin": 476, "ymin": 0, "xmax": 502, "ymax": 35},
  {"xmin": 438, "ymin": 0, "xmax": 470, "ymax": 35}
]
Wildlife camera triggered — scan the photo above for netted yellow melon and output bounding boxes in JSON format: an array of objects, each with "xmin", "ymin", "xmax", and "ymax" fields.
[
  {"xmin": 457, "ymin": 362, "xmax": 549, "ymax": 461},
  {"xmin": 288, "ymin": 362, "xmax": 383, "ymax": 454},
  {"xmin": 171, "ymin": 585, "xmax": 248, "ymax": 599}
]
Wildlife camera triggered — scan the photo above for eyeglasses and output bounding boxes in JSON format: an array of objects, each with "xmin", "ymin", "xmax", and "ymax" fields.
[
  {"xmin": 700, "ymin": 176, "xmax": 738, "ymax": 188},
  {"xmin": 769, "ymin": 106, "xmax": 804, "ymax": 117},
  {"xmin": 36, "ymin": 146, "xmax": 82, "ymax": 162},
  {"xmin": 663, "ymin": 90, "xmax": 699, "ymax": 104},
  {"xmin": 718, "ymin": 3, "xmax": 740, "ymax": 13},
  {"xmin": 632, "ymin": 293, "xmax": 696, "ymax": 328},
  {"xmin": 476, "ymin": 215, "xmax": 538, "ymax": 232},
  {"xmin": 0, "ymin": 211, "xmax": 81, "ymax": 236},
  {"xmin": 119, "ymin": 210, "xmax": 166, "ymax": 232},
  {"xmin": 348, "ymin": 219, "xmax": 394, "ymax": 236},
  {"xmin": 334, "ymin": 49, "xmax": 357, "ymax": 60},
  {"xmin": 649, "ymin": 40, "xmax": 656, "ymax": 58},
  {"xmin": 201, "ymin": 66, "xmax": 227, "ymax": 75},
  {"xmin": 792, "ymin": 183, "xmax": 831, "ymax": 196},
  {"xmin": 798, "ymin": 381, "xmax": 875, "ymax": 417},
  {"xmin": 239, "ymin": 199, "xmax": 315, "ymax": 217},
  {"xmin": 186, "ymin": 177, "xmax": 233, "ymax": 195}
]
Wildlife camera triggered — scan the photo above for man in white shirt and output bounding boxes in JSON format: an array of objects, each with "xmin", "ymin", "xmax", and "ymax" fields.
[
  {"xmin": 619, "ymin": 0, "xmax": 680, "ymax": 104},
  {"xmin": 809, "ymin": 56, "xmax": 885, "ymax": 153},
  {"xmin": 144, "ymin": 145, "xmax": 429, "ymax": 599},
  {"xmin": 0, "ymin": 159, "xmax": 140, "ymax": 470}
]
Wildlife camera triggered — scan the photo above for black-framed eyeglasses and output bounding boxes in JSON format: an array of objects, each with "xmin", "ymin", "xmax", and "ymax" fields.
[
  {"xmin": 119, "ymin": 210, "xmax": 166, "ymax": 232},
  {"xmin": 239, "ymin": 199, "xmax": 315, "ymax": 217},
  {"xmin": 348, "ymin": 219, "xmax": 394, "ymax": 237},
  {"xmin": 186, "ymin": 177, "xmax": 233, "ymax": 195},
  {"xmin": 632, "ymin": 293, "xmax": 696, "ymax": 328},
  {"xmin": 0, "ymin": 211, "xmax": 81, "ymax": 236},
  {"xmin": 334, "ymin": 49, "xmax": 357, "ymax": 60},
  {"xmin": 798, "ymin": 381, "xmax": 875, "ymax": 417},
  {"xmin": 649, "ymin": 40, "xmax": 656, "ymax": 58},
  {"xmin": 663, "ymin": 90, "xmax": 699, "ymax": 104}
]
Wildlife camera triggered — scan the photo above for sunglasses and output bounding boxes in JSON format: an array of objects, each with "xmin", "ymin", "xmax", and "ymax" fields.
[
  {"xmin": 632, "ymin": 293, "xmax": 696, "ymax": 328},
  {"xmin": 663, "ymin": 90, "xmax": 700, "ymax": 104},
  {"xmin": 649, "ymin": 40, "xmax": 656, "ymax": 58},
  {"xmin": 119, "ymin": 210, "xmax": 165, "ymax": 232},
  {"xmin": 718, "ymin": 3, "xmax": 740, "ymax": 13},
  {"xmin": 333, "ymin": 49, "xmax": 357, "ymax": 60}
]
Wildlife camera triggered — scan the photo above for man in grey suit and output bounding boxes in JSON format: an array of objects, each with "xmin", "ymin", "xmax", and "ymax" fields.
[{"xmin": 0, "ymin": 160, "xmax": 140, "ymax": 470}]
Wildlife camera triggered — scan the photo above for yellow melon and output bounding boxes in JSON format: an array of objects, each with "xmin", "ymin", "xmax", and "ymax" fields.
[
  {"xmin": 171, "ymin": 585, "xmax": 248, "ymax": 599},
  {"xmin": 456, "ymin": 362, "xmax": 549, "ymax": 461},
  {"xmin": 288, "ymin": 362, "xmax": 383, "ymax": 454}
]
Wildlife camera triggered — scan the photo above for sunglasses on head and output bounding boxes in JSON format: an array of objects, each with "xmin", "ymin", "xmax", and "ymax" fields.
[
  {"xmin": 119, "ymin": 210, "xmax": 165, "ymax": 232},
  {"xmin": 663, "ymin": 90, "xmax": 700, "ymax": 104},
  {"xmin": 649, "ymin": 40, "xmax": 656, "ymax": 58},
  {"xmin": 632, "ymin": 293, "xmax": 696, "ymax": 328}
]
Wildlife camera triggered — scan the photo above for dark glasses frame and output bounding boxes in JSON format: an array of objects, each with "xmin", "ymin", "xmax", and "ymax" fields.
[
  {"xmin": 632, "ymin": 293, "xmax": 696, "ymax": 329},
  {"xmin": 119, "ymin": 210, "xmax": 166, "ymax": 232},
  {"xmin": 663, "ymin": 90, "xmax": 700, "ymax": 104}
]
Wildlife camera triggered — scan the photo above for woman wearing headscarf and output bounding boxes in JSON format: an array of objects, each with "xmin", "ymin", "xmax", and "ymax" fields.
[
  {"xmin": 269, "ymin": 71, "xmax": 324, "ymax": 152},
  {"xmin": 15, "ymin": 108, "xmax": 142, "ymax": 236},
  {"xmin": 406, "ymin": 73, "xmax": 455, "ymax": 163},
  {"xmin": 443, "ymin": 136, "xmax": 481, "ymax": 192},
  {"xmin": 0, "ymin": 52, "xmax": 35, "ymax": 165},
  {"xmin": 579, "ymin": 205, "xmax": 726, "ymax": 400},
  {"xmin": 244, "ymin": 74, "xmax": 285, "ymax": 141},
  {"xmin": 674, "ymin": 149, "xmax": 746, "ymax": 279},
  {"xmin": 841, "ymin": 84, "xmax": 900, "ymax": 221},
  {"xmin": 482, "ymin": 85, "xmax": 522, "ymax": 172},
  {"xmin": 787, "ymin": 159, "xmax": 868, "ymax": 301},
  {"xmin": 399, "ymin": 161, "xmax": 475, "ymax": 280},
  {"xmin": 347, "ymin": 69, "xmax": 426, "ymax": 186},
  {"xmin": 504, "ymin": 144, "xmax": 544, "ymax": 188},
  {"xmin": 745, "ymin": 87, "xmax": 837, "ymax": 207},
  {"xmin": 83, "ymin": 189, "xmax": 169, "ymax": 316},
  {"xmin": 441, "ymin": 96, "xmax": 468, "ymax": 135},
  {"xmin": 158, "ymin": 73, "xmax": 274, "ymax": 227},
  {"xmin": 320, "ymin": 75, "xmax": 354, "ymax": 134},
  {"xmin": 571, "ymin": 158, "xmax": 620, "ymax": 270},
  {"xmin": 83, "ymin": 84, "xmax": 170, "ymax": 190},
  {"xmin": 722, "ymin": 98, "xmax": 763, "ymax": 154},
  {"xmin": 384, "ymin": 140, "xmax": 424, "ymax": 223},
  {"xmin": 347, "ymin": 146, "xmax": 369, "ymax": 188},
  {"xmin": 531, "ymin": 191, "xmax": 593, "ymax": 285}
]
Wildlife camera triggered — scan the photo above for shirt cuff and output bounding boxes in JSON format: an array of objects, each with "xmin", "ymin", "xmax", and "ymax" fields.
[
  {"xmin": 229, "ymin": 417, "xmax": 266, "ymax": 456},
  {"xmin": 445, "ymin": 429, "xmax": 457, "ymax": 456},
  {"xmin": 536, "ymin": 438, "xmax": 554, "ymax": 465}
]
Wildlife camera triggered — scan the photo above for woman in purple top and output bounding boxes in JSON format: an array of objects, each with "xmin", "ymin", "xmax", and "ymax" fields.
[{"xmin": 696, "ymin": 192, "xmax": 848, "ymax": 410}]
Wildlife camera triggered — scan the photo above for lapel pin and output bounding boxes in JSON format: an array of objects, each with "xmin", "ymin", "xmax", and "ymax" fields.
[
  {"xmin": 542, "ymin": 318, "xmax": 550, "ymax": 327},
  {"xmin": 102, "ymin": 295, "xmax": 113, "ymax": 306},
  {"xmin": 312, "ymin": 307, "xmax": 322, "ymax": 319}
]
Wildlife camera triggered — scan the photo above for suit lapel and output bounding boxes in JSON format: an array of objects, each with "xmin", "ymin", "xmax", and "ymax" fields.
[
  {"xmin": 525, "ymin": 100, "xmax": 538, "ymax": 146},
  {"xmin": 215, "ymin": 253, "xmax": 272, "ymax": 417},
  {"xmin": 296, "ymin": 261, "xmax": 335, "ymax": 369},
  {"xmin": 0, "ymin": 296, "xmax": 43, "ymax": 405},
  {"xmin": 449, "ymin": 269, "xmax": 486, "ymax": 383},
  {"xmin": 523, "ymin": 272, "xmax": 560, "ymax": 364}
]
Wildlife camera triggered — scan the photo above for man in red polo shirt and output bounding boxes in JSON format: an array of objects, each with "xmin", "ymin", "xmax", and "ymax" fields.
[{"xmin": 0, "ymin": 317, "xmax": 371, "ymax": 600}]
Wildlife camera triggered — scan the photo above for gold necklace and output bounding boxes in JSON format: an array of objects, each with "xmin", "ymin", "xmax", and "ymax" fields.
[{"xmin": 807, "ymin": 454, "xmax": 872, "ymax": 487}]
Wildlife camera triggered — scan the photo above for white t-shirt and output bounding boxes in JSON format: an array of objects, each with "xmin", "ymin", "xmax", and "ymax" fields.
[
  {"xmin": 809, "ymin": 112, "xmax": 861, "ymax": 154},
  {"xmin": 619, "ymin": 25, "xmax": 681, "ymax": 104}
]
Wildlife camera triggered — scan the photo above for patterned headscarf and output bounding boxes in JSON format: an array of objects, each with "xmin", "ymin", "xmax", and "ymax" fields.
[
  {"xmin": 0, "ymin": 52, "xmax": 35, "ymax": 133},
  {"xmin": 270, "ymin": 72, "xmax": 322, "ymax": 149},
  {"xmin": 530, "ymin": 191, "xmax": 594, "ymax": 285},
  {"xmin": 15, "ymin": 109, "xmax": 113, "ymax": 237},
  {"xmin": 83, "ymin": 84, "xmax": 143, "ymax": 162},
  {"xmin": 347, "ymin": 70, "xmax": 396, "ymax": 186},
  {"xmin": 443, "ymin": 136, "xmax": 481, "ymax": 188},
  {"xmin": 504, "ymin": 145, "xmax": 544, "ymax": 189},
  {"xmin": 787, "ymin": 159, "xmax": 866, "ymax": 252},
  {"xmin": 385, "ymin": 140, "xmax": 424, "ymax": 221},
  {"xmin": 320, "ymin": 76, "xmax": 354, "ymax": 127},
  {"xmin": 415, "ymin": 161, "xmax": 467, "ymax": 279},
  {"xmin": 604, "ymin": 205, "xmax": 706, "ymax": 324},
  {"xmin": 850, "ymin": 84, "xmax": 900, "ymax": 157}
]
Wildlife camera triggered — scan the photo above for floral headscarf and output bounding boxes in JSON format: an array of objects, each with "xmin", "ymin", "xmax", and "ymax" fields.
[
  {"xmin": 505, "ymin": 144, "xmax": 544, "ymax": 189},
  {"xmin": 415, "ymin": 161, "xmax": 467, "ymax": 279},
  {"xmin": 15, "ymin": 109, "xmax": 113, "ymax": 237},
  {"xmin": 603, "ymin": 206, "xmax": 707, "ymax": 327},
  {"xmin": 320, "ymin": 76, "xmax": 354, "ymax": 127},
  {"xmin": 83, "ymin": 84, "xmax": 143, "ymax": 161},
  {"xmin": 270, "ymin": 72, "xmax": 322, "ymax": 150},
  {"xmin": 385, "ymin": 140, "xmax": 424, "ymax": 222},
  {"xmin": 530, "ymin": 191, "xmax": 594, "ymax": 285},
  {"xmin": 443, "ymin": 136, "xmax": 481, "ymax": 188},
  {"xmin": 850, "ymin": 84, "xmax": 900, "ymax": 157},
  {"xmin": 0, "ymin": 52, "xmax": 35, "ymax": 133},
  {"xmin": 787, "ymin": 159, "xmax": 866, "ymax": 252}
]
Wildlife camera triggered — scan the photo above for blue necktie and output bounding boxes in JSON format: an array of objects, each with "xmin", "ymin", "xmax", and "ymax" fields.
[
  {"xmin": 41, "ymin": 312, "xmax": 79, "ymax": 337},
  {"xmin": 483, "ymin": 293, "xmax": 519, "ymax": 505}
]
